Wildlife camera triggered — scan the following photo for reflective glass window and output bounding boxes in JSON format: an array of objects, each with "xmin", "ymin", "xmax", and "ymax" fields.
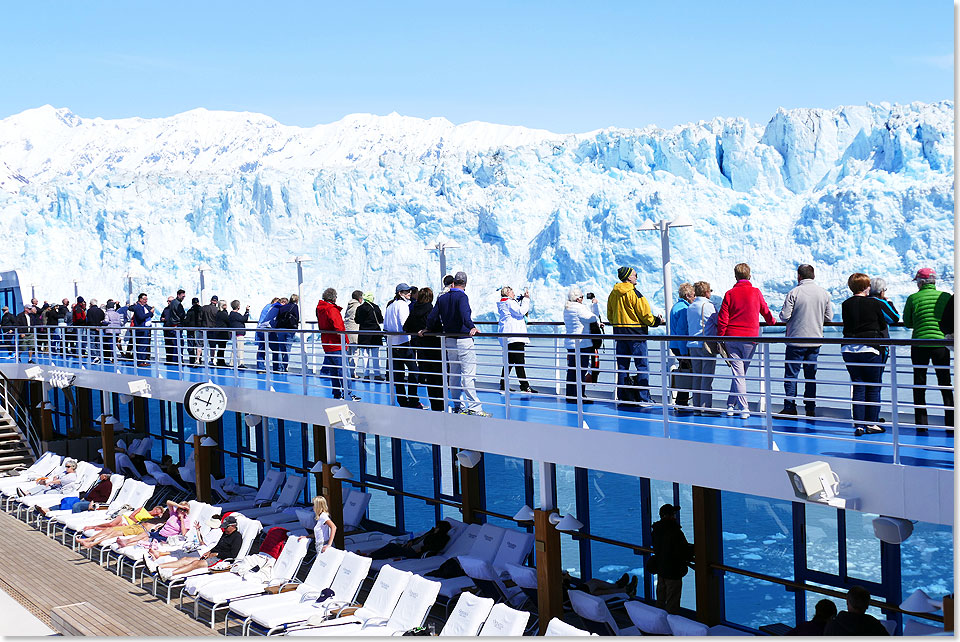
[
  {"xmin": 723, "ymin": 574, "xmax": 794, "ymax": 630},
  {"xmin": 845, "ymin": 510, "xmax": 881, "ymax": 584},
  {"xmin": 900, "ymin": 520, "xmax": 953, "ymax": 602},
  {"xmin": 805, "ymin": 503, "xmax": 839, "ymax": 575}
]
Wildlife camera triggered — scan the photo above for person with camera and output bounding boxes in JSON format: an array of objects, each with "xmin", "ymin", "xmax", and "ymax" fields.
[
  {"xmin": 497, "ymin": 286, "xmax": 536, "ymax": 393},
  {"xmin": 564, "ymin": 286, "xmax": 601, "ymax": 403}
]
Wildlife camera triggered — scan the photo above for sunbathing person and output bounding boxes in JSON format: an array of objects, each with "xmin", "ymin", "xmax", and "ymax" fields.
[
  {"xmin": 370, "ymin": 521, "xmax": 453, "ymax": 560},
  {"xmin": 154, "ymin": 514, "xmax": 243, "ymax": 576},
  {"xmin": 77, "ymin": 505, "xmax": 167, "ymax": 548},
  {"xmin": 18, "ymin": 458, "xmax": 80, "ymax": 496},
  {"xmin": 116, "ymin": 500, "xmax": 191, "ymax": 548}
]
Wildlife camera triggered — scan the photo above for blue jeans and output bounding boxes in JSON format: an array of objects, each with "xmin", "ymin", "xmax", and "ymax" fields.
[
  {"xmin": 842, "ymin": 350, "xmax": 884, "ymax": 427},
  {"xmin": 322, "ymin": 351, "xmax": 347, "ymax": 398},
  {"xmin": 783, "ymin": 345, "xmax": 820, "ymax": 407},
  {"xmin": 613, "ymin": 329, "xmax": 651, "ymax": 403}
]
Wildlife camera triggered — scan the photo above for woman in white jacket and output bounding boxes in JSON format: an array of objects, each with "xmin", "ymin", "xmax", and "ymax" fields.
[
  {"xmin": 497, "ymin": 286, "xmax": 536, "ymax": 393},
  {"xmin": 563, "ymin": 286, "xmax": 600, "ymax": 403}
]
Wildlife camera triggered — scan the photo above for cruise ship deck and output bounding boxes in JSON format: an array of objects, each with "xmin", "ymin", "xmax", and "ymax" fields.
[{"xmin": 0, "ymin": 324, "xmax": 953, "ymax": 635}]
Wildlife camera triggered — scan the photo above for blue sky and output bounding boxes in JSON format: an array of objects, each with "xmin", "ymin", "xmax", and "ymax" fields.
[{"xmin": 1, "ymin": 1, "xmax": 952, "ymax": 132}]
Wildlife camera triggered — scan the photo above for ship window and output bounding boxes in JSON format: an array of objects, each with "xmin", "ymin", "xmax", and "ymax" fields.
[
  {"xmin": 724, "ymin": 574, "xmax": 795, "ymax": 631},
  {"xmin": 844, "ymin": 510, "xmax": 881, "ymax": 584},
  {"xmin": 900, "ymin": 520, "xmax": 953, "ymax": 602},
  {"xmin": 484, "ymin": 454, "xmax": 526, "ymax": 526},
  {"xmin": 804, "ymin": 503, "xmax": 840, "ymax": 575}
]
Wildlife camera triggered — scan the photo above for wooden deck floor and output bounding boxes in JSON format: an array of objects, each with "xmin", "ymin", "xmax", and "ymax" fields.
[{"xmin": 0, "ymin": 509, "xmax": 218, "ymax": 636}]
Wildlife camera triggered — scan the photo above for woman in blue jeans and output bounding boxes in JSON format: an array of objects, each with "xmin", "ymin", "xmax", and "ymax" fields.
[{"xmin": 840, "ymin": 273, "xmax": 888, "ymax": 436}]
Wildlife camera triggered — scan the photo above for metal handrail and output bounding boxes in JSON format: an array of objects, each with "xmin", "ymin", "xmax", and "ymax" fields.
[{"xmin": 0, "ymin": 370, "xmax": 42, "ymax": 460}]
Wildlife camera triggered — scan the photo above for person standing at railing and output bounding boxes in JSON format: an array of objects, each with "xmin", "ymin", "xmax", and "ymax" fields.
[
  {"xmin": 130, "ymin": 292, "xmax": 155, "ymax": 367},
  {"xmin": 161, "ymin": 289, "xmax": 186, "ymax": 365},
  {"xmin": 69, "ymin": 296, "xmax": 87, "ymax": 357},
  {"xmin": 384, "ymin": 283, "xmax": 421, "ymax": 408},
  {"xmin": 316, "ymin": 288, "xmax": 360, "ymax": 401},
  {"xmin": 274, "ymin": 294, "xmax": 300, "ymax": 372},
  {"xmin": 686, "ymin": 281, "xmax": 719, "ymax": 415},
  {"xmin": 903, "ymin": 267, "xmax": 954, "ymax": 431},
  {"xmin": 201, "ymin": 295, "xmax": 220, "ymax": 365},
  {"xmin": 424, "ymin": 270, "xmax": 490, "ymax": 417},
  {"xmin": 717, "ymin": 263, "xmax": 775, "ymax": 419},
  {"xmin": 86, "ymin": 299, "xmax": 105, "ymax": 364},
  {"xmin": 668, "ymin": 283, "xmax": 695, "ymax": 410},
  {"xmin": 182, "ymin": 297, "xmax": 204, "ymax": 366},
  {"xmin": 14, "ymin": 304, "xmax": 37, "ymax": 363},
  {"xmin": 227, "ymin": 300, "xmax": 250, "ymax": 368},
  {"xmin": 103, "ymin": 300, "xmax": 122, "ymax": 362},
  {"xmin": 0, "ymin": 305, "xmax": 14, "ymax": 353},
  {"xmin": 354, "ymin": 293, "xmax": 385, "ymax": 381},
  {"xmin": 52, "ymin": 297, "xmax": 70, "ymax": 354},
  {"xmin": 564, "ymin": 286, "xmax": 600, "ymax": 403},
  {"xmin": 497, "ymin": 286, "xmax": 537, "ymax": 394},
  {"xmin": 344, "ymin": 290, "xmax": 363, "ymax": 379},
  {"xmin": 607, "ymin": 266, "xmax": 663, "ymax": 407},
  {"xmin": 41, "ymin": 303, "xmax": 59, "ymax": 353},
  {"xmin": 841, "ymin": 273, "xmax": 887, "ymax": 436},
  {"xmin": 255, "ymin": 296, "xmax": 281, "ymax": 372},
  {"xmin": 405, "ymin": 287, "xmax": 444, "ymax": 411},
  {"xmin": 777, "ymin": 264, "xmax": 833, "ymax": 418},
  {"xmin": 211, "ymin": 300, "xmax": 231, "ymax": 367}
]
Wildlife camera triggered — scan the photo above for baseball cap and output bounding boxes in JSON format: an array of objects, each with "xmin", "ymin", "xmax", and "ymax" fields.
[
  {"xmin": 454, "ymin": 271, "xmax": 468, "ymax": 284},
  {"xmin": 913, "ymin": 267, "xmax": 937, "ymax": 281},
  {"xmin": 395, "ymin": 282, "xmax": 411, "ymax": 293},
  {"xmin": 221, "ymin": 515, "xmax": 238, "ymax": 528},
  {"xmin": 659, "ymin": 503, "xmax": 681, "ymax": 518}
]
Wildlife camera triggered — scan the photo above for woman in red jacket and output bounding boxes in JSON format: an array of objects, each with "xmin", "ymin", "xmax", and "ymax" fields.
[{"xmin": 717, "ymin": 263, "xmax": 775, "ymax": 419}]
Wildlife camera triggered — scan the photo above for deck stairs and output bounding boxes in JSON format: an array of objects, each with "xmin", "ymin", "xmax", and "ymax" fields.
[{"xmin": 0, "ymin": 404, "xmax": 35, "ymax": 474}]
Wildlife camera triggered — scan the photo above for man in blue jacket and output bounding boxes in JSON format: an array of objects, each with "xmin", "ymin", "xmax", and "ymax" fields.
[
  {"xmin": 131, "ymin": 293, "xmax": 155, "ymax": 367},
  {"xmin": 668, "ymin": 283, "xmax": 695, "ymax": 410},
  {"xmin": 424, "ymin": 271, "xmax": 490, "ymax": 417}
]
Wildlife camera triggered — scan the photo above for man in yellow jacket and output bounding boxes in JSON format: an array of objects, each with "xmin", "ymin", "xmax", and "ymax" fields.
[{"xmin": 607, "ymin": 266, "xmax": 664, "ymax": 404}]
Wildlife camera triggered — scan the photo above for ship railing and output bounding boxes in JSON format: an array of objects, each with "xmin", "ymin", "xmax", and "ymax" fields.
[{"xmin": 0, "ymin": 325, "xmax": 952, "ymax": 466}]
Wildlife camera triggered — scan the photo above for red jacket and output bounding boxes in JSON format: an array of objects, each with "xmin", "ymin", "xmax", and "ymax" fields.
[
  {"xmin": 315, "ymin": 300, "xmax": 347, "ymax": 352},
  {"xmin": 717, "ymin": 280, "xmax": 775, "ymax": 337}
]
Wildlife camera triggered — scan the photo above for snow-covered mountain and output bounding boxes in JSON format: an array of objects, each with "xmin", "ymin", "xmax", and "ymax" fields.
[{"xmin": 0, "ymin": 102, "xmax": 953, "ymax": 321}]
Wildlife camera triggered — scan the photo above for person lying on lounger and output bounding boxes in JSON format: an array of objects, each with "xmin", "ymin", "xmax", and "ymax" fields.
[
  {"xmin": 370, "ymin": 521, "xmax": 452, "ymax": 560},
  {"xmin": 151, "ymin": 514, "xmax": 243, "ymax": 576},
  {"xmin": 77, "ymin": 505, "xmax": 167, "ymax": 548},
  {"xmin": 115, "ymin": 500, "xmax": 191, "ymax": 548}
]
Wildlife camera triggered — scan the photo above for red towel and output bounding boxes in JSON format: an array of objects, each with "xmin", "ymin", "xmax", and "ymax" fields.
[{"xmin": 258, "ymin": 526, "xmax": 288, "ymax": 559}]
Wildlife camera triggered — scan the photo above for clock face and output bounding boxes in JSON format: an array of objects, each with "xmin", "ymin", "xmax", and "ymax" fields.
[{"xmin": 185, "ymin": 382, "xmax": 228, "ymax": 423}]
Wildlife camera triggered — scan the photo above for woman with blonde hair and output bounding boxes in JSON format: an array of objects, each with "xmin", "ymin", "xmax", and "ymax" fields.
[{"xmin": 311, "ymin": 495, "xmax": 337, "ymax": 553}]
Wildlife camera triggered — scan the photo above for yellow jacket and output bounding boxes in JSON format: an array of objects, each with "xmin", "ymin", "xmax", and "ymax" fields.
[{"xmin": 607, "ymin": 282, "xmax": 656, "ymax": 328}]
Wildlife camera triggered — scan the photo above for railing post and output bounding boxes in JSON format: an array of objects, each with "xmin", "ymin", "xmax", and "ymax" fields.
[
  {"xmin": 889, "ymin": 347, "xmax": 901, "ymax": 466},
  {"xmin": 302, "ymin": 331, "xmax": 311, "ymax": 396},
  {"xmin": 554, "ymin": 336, "xmax": 564, "ymax": 398},
  {"xmin": 387, "ymin": 335, "xmax": 397, "ymax": 406},
  {"xmin": 13, "ymin": 329, "xmax": 18, "ymax": 362},
  {"xmin": 763, "ymin": 343, "xmax": 773, "ymax": 449},
  {"xmin": 232, "ymin": 332, "xmax": 240, "ymax": 385},
  {"xmin": 574, "ymin": 341, "xmax": 583, "ymax": 428},
  {"xmin": 659, "ymin": 341, "xmax": 670, "ymax": 437},
  {"xmin": 502, "ymin": 340, "xmax": 511, "ymax": 421},
  {"xmin": 440, "ymin": 336, "xmax": 450, "ymax": 412},
  {"xmin": 203, "ymin": 329, "xmax": 211, "ymax": 380},
  {"xmin": 265, "ymin": 330, "xmax": 273, "ymax": 386}
]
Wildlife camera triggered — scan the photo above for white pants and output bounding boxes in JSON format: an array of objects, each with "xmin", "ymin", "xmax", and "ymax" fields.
[{"xmin": 445, "ymin": 337, "xmax": 482, "ymax": 412}]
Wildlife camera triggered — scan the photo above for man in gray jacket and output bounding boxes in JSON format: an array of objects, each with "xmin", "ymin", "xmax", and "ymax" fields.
[{"xmin": 778, "ymin": 264, "xmax": 833, "ymax": 417}]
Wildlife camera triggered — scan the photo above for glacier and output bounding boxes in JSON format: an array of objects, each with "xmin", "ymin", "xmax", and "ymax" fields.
[{"xmin": 0, "ymin": 101, "xmax": 953, "ymax": 321}]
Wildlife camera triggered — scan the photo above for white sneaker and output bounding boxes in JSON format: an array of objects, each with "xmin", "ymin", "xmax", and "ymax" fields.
[
  {"xmin": 143, "ymin": 553, "xmax": 158, "ymax": 574},
  {"xmin": 726, "ymin": 406, "xmax": 736, "ymax": 417}
]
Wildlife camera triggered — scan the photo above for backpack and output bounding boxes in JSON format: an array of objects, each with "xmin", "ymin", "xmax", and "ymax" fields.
[{"xmin": 276, "ymin": 308, "xmax": 297, "ymax": 329}]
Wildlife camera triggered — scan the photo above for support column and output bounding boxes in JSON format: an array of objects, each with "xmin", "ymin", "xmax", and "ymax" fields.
[
  {"xmin": 194, "ymin": 433, "xmax": 212, "ymax": 503},
  {"xmin": 40, "ymin": 403, "xmax": 53, "ymax": 449},
  {"xmin": 535, "ymin": 508, "xmax": 563, "ymax": 635},
  {"xmin": 692, "ymin": 485, "xmax": 723, "ymax": 625},
  {"xmin": 321, "ymin": 462, "xmax": 345, "ymax": 548},
  {"xmin": 312, "ymin": 424, "xmax": 326, "ymax": 496},
  {"xmin": 100, "ymin": 416, "xmax": 116, "ymax": 471},
  {"xmin": 207, "ymin": 416, "xmax": 224, "ymax": 478},
  {"xmin": 132, "ymin": 397, "xmax": 147, "ymax": 434},
  {"xmin": 459, "ymin": 453, "xmax": 482, "ymax": 525},
  {"xmin": 77, "ymin": 388, "xmax": 93, "ymax": 435}
]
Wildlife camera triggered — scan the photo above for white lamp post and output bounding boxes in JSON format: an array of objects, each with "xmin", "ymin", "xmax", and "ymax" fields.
[
  {"xmin": 73, "ymin": 280, "xmax": 79, "ymax": 299},
  {"xmin": 288, "ymin": 256, "xmax": 312, "ymax": 329},
  {"xmin": 197, "ymin": 265, "xmax": 209, "ymax": 303},
  {"xmin": 638, "ymin": 214, "xmax": 694, "ymax": 333},
  {"xmin": 424, "ymin": 235, "xmax": 461, "ymax": 286},
  {"xmin": 123, "ymin": 273, "xmax": 133, "ymax": 304}
]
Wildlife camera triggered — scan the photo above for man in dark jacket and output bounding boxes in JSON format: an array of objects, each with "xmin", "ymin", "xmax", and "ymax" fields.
[
  {"xmin": 161, "ymin": 290, "xmax": 187, "ymax": 365},
  {"xmin": 15, "ymin": 305, "xmax": 38, "ymax": 363},
  {"xmin": 226, "ymin": 300, "xmax": 250, "ymax": 368},
  {"xmin": 182, "ymin": 297, "xmax": 204, "ymax": 366},
  {"xmin": 0, "ymin": 306, "xmax": 15, "ymax": 352},
  {"xmin": 651, "ymin": 503, "xmax": 694, "ymax": 614},
  {"xmin": 274, "ymin": 294, "xmax": 300, "ymax": 372},
  {"xmin": 86, "ymin": 299, "xmax": 106, "ymax": 363},
  {"xmin": 130, "ymin": 293, "xmax": 155, "ymax": 366},
  {"xmin": 201, "ymin": 296, "xmax": 220, "ymax": 365},
  {"xmin": 823, "ymin": 585, "xmax": 889, "ymax": 636}
]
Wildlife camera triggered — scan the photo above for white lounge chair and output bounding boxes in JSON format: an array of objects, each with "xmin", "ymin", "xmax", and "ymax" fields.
[
  {"xmin": 229, "ymin": 475, "xmax": 305, "ymax": 520},
  {"xmin": 154, "ymin": 513, "xmax": 263, "ymax": 604},
  {"xmin": 568, "ymin": 590, "xmax": 640, "ymax": 636},
  {"xmin": 16, "ymin": 460, "xmax": 101, "ymax": 521},
  {"xmin": 285, "ymin": 564, "xmax": 414, "ymax": 636},
  {"xmin": 544, "ymin": 617, "xmax": 595, "ymax": 636},
  {"xmin": 342, "ymin": 489, "xmax": 371, "ymax": 532},
  {"xmin": 64, "ymin": 480, "xmax": 155, "ymax": 548},
  {"xmin": 667, "ymin": 614, "xmax": 752, "ymax": 636},
  {"xmin": 245, "ymin": 550, "xmax": 373, "ymax": 635},
  {"xmin": 42, "ymin": 473, "xmax": 124, "ymax": 536},
  {"xmin": 439, "ymin": 591, "xmax": 494, "ymax": 636},
  {"xmin": 371, "ymin": 522, "xmax": 482, "ymax": 575},
  {"xmin": 478, "ymin": 602, "xmax": 531, "ymax": 636},
  {"xmin": 0, "ymin": 452, "xmax": 61, "ymax": 493},
  {"xmin": 216, "ymin": 469, "xmax": 285, "ymax": 511},
  {"xmin": 222, "ymin": 546, "xmax": 346, "ymax": 634},
  {"xmin": 143, "ymin": 460, "xmax": 188, "ymax": 492},
  {"xmin": 625, "ymin": 600, "xmax": 672, "ymax": 634},
  {"xmin": 191, "ymin": 534, "xmax": 312, "ymax": 628},
  {"xmin": 289, "ymin": 574, "xmax": 442, "ymax": 637}
]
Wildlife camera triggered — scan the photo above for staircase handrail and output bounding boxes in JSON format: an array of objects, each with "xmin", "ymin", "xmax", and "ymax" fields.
[{"xmin": 0, "ymin": 370, "xmax": 42, "ymax": 461}]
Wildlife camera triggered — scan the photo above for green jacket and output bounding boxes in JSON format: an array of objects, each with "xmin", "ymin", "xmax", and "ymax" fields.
[{"xmin": 903, "ymin": 284, "xmax": 951, "ymax": 344}]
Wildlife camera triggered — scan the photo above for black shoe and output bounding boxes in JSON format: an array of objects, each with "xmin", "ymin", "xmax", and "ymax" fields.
[
  {"xmin": 520, "ymin": 386, "xmax": 538, "ymax": 394},
  {"xmin": 615, "ymin": 573, "xmax": 629, "ymax": 587},
  {"xmin": 776, "ymin": 405, "xmax": 797, "ymax": 417},
  {"xmin": 804, "ymin": 405, "xmax": 816, "ymax": 417},
  {"xmin": 16, "ymin": 487, "xmax": 25, "ymax": 497}
]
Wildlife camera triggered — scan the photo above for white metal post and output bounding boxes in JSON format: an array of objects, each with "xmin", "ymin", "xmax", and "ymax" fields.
[
  {"xmin": 661, "ymin": 222, "xmax": 672, "ymax": 334},
  {"xmin": 659, "ymin": 343, "xmax": 670, "ymax": 437},
  {"xmin": 574, "ymin": 341, "xmax": 583, "ymax": 428},
  {"xmin": 889, "ymin": 348, "xmax": 901, "ymax": 465},
  {"xmin": 763, "ymin": 344, "xmax": 773, "ymax": 448},
  {"xmin": 502, "ymin": 340, "xmax": 511, "ymax": 420}
]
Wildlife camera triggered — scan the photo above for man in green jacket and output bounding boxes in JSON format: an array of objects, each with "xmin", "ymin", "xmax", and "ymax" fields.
[{"xmin": 903, "ymin": 267, "xmax": 953, "ymax": 430}]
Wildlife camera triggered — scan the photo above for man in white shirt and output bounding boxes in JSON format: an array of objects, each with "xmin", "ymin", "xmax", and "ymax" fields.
[{"xmin": 383, "ymin": 283, "xmax": 419, "ymax": 408}]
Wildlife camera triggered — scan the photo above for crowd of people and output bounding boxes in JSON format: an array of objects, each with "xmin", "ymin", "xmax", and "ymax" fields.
[{"xmin": 1, "ymin": 262, "xmax": 953, "ymax": 430}]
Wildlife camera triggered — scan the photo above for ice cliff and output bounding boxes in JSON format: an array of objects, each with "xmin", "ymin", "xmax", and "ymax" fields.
[{"xmin": 0, "ymin": 101, "xmax": 952, "ymax": 321}]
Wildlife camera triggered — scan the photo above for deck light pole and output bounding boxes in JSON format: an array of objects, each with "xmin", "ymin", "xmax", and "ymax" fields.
[
  {"xmin": 197, "ymin": 265, "xmax": 209, "ymax": 303},
  {"xmin": 424, "ymin": 235, "xmax": 461, "ymax": 286},
  {"xmin": 288, "ymin": 256, "xmax": 312, "ymax": 330},
  {"xmin": 73, "ymin": 280, "xmax": 79, "ymax": 299},
  {"xmin": 123, "ymin": 273, "xmax": 134, "ymax": 304},
  {"xmin": 638, "ymin": 214, "xmax": 693, "ymax": 333}
]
